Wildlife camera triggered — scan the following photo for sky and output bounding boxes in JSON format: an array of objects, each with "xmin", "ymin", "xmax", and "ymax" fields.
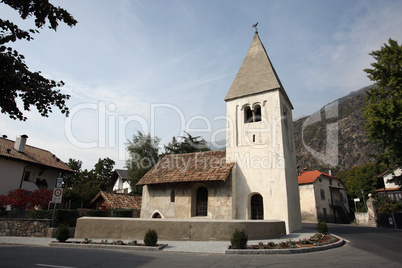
[{"xmin": 1, "ymin": 0, "xmax": 402, "ymax": 170}]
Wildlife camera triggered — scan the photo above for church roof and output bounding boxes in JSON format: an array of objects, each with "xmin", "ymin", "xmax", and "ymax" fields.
[
  {"xmin": 136, "ymin": 150, "xmax": 234, "ymax": 185},
  {"xmin": 224, "ymin": 32, "xmax": 293, "ymax": 108}
]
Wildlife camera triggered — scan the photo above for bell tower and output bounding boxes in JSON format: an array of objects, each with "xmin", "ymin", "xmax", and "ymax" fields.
[{"xmin": 225, "ymin": 32, "xmax": 301, "ymax": 233}]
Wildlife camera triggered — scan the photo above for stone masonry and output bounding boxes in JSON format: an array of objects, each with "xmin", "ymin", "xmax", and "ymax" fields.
[{"xmin": 0, "ymin": 219, "xmax": 51, "ymax": 237}]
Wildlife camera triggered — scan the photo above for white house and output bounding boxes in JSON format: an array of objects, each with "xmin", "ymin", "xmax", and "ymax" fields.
[
  {"xmin": 376, "ymin": 167, "xmax": 402, "ymax": 202},
  {"xmin": 112, "ymin": 169, "xmax": 132, "ymax": 194},
  {"xmin": 298, "ymin": 170, "xmax": 350, "ymax": 223},
  {"xmin": 137, "ymin": 31, "xmax": 302, "ymax": 233},
  {"xmin": 0, "ymin": 135, "xmax": 72, "ymax": 195}
]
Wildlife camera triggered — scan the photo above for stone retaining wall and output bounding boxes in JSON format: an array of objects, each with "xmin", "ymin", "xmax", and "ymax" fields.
[
  {"xmin": 75, "ymin": 217, "xmax": 286, "ymax": 241},
  {"xmin": 0, "ymin": 218, "xmax": 51, "ymax": 237}
]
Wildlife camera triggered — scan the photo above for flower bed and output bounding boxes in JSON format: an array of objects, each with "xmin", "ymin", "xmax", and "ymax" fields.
[
  {"xmin": 49, "ymin": 238, "xmax": 167, "ymax": 251},
  {"xmin": 226, "ymin": 233, "xmax": 344, "ymax": 254}
]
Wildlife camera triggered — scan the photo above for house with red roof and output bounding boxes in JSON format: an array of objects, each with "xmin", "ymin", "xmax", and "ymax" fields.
[
  {"xmin": 376, "ymin": 167, "xmax": 402, "ymax": 203},
  {"xmin": 0, "ymin": 135, "xmax": 73, "ymax": 195},
  {"xmin": 298, "ymin": 170, "xmax": 350, "ymax": 223}
]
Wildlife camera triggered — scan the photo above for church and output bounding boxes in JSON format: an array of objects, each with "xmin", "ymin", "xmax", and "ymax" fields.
[{"xmin": 137, "ymin": 31, "xmax": 302, "ymax": 233}]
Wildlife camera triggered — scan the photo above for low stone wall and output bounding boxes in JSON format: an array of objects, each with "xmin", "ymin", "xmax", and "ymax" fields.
[
  {"xmin": 75, "ymin": 217, "xmax": 286, "ymax": 241},
  {"xmin": 0, "ymin": 218, "xmax": 51, "ymax": 237}
]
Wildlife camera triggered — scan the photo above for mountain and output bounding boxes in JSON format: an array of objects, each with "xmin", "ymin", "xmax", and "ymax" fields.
[{"xmin": 293, "ymin": 85, "xmax": 380, "ymax": 175}]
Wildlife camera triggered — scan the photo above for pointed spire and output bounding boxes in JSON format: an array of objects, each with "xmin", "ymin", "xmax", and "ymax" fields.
[{"xmin": 224, "ymin": 32, "xmax": 292, "ymax": 107}]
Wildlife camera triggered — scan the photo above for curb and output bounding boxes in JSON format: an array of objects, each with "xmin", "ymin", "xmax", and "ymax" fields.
[
  {"xmin": 49, "ymin": 242, "xmax": 167, "ymax": 251},
  {"xmin": 225, "ymin": 236, "xmax": 345, "ymax": 254}
]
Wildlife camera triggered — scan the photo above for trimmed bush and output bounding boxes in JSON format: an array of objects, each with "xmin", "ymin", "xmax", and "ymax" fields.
[
  {"xmin": 230, "ymin": 228, "xmax": 248, "ymax": 249},
  {"xmin": 316, "ymin": 220, "xmax": 328, "ymax": 234},
  {"xmin": 55, "ymin": 223, "xmax": 70, "ymax": 242},
  {"xmin": 110, "ymin": 209, "xmax": 133, "ymax": 217},
  {"xmin": 29, "ymin": 210, "xmax": 53, "ymax": 220},
  {"xmin": 84, "ymin": 210, "xmax": 109, "ymax": 217},
  {"xmin": 144, "ymin": 229, "xmax": 158, "ymax": 246},
  {"xmin": 55, "ymin": 210, "xmax": 79, "ymax": 227}
]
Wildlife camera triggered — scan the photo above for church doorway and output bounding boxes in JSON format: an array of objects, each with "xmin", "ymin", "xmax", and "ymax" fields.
[
  {"xmin": 152, "ymin": 212, "xmax": 162, "ymax": 218},
  {"xmin": 251, "ymin": 194, "xmax": 264, "ymax": 220},
  {"xmin": 196, "ymin": 187, "xmax": 208, "ymax": 216}
]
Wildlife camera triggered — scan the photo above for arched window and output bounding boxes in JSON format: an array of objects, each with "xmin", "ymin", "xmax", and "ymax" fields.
[
  {"xmin": 244, "ymin": 106, "xmax": 253, "ymax": 123},
  {"xmin": 196, "ymin": 187, "xmax": 208, "ymax": 216},
  {"xmin": 251, "ymin": 194, "xmax": 264, "ymax": 220},
  {"xmin": 254, "ymin": 105, "xmax": 261, "ymax": 122}
]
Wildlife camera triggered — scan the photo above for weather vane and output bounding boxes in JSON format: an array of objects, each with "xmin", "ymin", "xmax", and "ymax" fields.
[{"xmin": 252, "ymin": 22, "xmax": 258, "ymax": 32}]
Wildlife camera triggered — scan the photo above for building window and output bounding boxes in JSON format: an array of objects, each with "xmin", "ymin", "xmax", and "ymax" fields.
[
  {"xmin": 244, "ymin": 106, "xmax": 253, "ymax": 123},
  {"xmin": 23, "ymin": 171, "xmax": 31, "ymax": 181},
  {"xmin": 320, "ymin": 189, "xmax": 325, "ymax": 201},
  {"xmin": 329, "ymin": 179, "xmax": 332, "ymax": 185},
  {"xmin": 254, "ymin": 105, "xmax": 261, "ymax": 122},
  {"xmin": 196, "ymin": 187, "xmax": 208, "ymax": 216},
  {"xmin": 252, "ymin": 135, "xmax": 255, "ymax": 143},
  {"xmin": 251, "ymin": 194, "xmax": 264, "ymax": 220},
  {"xmin": 171, "ymin": 190, "xmax": 175, "ymax": 202},
  {"xmin": 323, "ymin": 208, "xmax": 327, "ymax": 219}
]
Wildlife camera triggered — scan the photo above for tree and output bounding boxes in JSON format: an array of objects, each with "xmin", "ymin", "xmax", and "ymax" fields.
[
  {"xmin": 126, "ymin": 131, "xmax": 160, "ymax": 195},
  {"xmin": 62, "ymin": 158, "xmax": 83, "ymax": 189},
  {"xmin": 363, "ymin": 38, "xmax": 402, "ymax": 184},
  {"xmin": 0, "ymin": 0, "xmax": 77, "ymax": 121},
  {"xmin": 162, "ymin": 132, "xmax": 210, "ymax": 157},
  {"xmin": 337, "ymin": 162, "xmax": 386, "ymax": 201},
  {"xmin": 93, "ymin": 157, "xmax": 115, "ymax": 191}
]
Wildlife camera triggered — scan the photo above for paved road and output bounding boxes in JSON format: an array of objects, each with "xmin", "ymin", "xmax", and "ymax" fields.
[{"xmin": 0, "ymin": 223, "xmax": 401, "ymax": 267}]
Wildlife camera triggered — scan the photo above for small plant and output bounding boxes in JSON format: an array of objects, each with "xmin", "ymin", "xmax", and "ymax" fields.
[
  {"xmin": 112, "ymin": 240, "xmax": 124, "ymax": 245},
  {"xmin": 144, "ymin": 229, "xmax": 158, "ymax": 246},
  {"xmin": 81, "ymin": 238, "xmax": 92, "ymax": 244},
  {"xmin": 55, "ymin": 223, "xmax": 70, "ymax": 242},
  {"xmin": 128, "ymin": 240, "xmax": 137, "ymax": 246},
  {"xmin": 230, "ymin": 228, "xmax": 248, "ymax": 249},
  {"xmin": 316, "ymin": 220, "xmax": 328, "ymax": 234},
  {"xmin": 258, "ymin": 241, "xmax": 264, "ymax": 249},
  {"xmin": 101, "ymin": 240, "xmax": 108, "ymax": 244},
  {"xmin": 267, "ymin": 242, "xmax": 276, "ymax": 248}
]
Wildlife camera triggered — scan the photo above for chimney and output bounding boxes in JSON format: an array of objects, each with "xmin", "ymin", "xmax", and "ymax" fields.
[
  {"xmin": 14, "ymin": 134, "xmax": 28, "ymax": 153},
  {"xmin": 328, "ymin": 169, "xmax": 332, "ymax": 176}
]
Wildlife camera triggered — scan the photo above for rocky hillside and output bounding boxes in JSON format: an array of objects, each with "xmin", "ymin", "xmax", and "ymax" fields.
[{"xmin": 293, "ymin": 85, "xmax": 381, "ymax": 175}]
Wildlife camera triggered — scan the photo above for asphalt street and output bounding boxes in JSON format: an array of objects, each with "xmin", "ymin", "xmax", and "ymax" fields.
[{"xmin": 0, "ymin": 223, "xmax": 401, "ymax": 267}]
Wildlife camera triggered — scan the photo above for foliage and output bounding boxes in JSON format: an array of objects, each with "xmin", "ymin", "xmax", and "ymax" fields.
[
  {"xmin": 110, "ymin": 209, "xmax": 133, "ymax": 217},
  {"xmin": 126, "ymin": 131, "xmax": 160, "ymax": 195},
  {"xmin": 316, "ymin": 220, "xmax": 328, "ymax": 234},
  {"xmin": 144, "ymin": 229, "xmax": 158, "ymax": 247},
  {"xmin": 6, "ymin": 189, "xmax": 30, "ymax": 209},
  {"xmin": 162, "ymin": 132, "xmax": 211, "ymax": 156},
  {"xmin": 83, "ymin": 210, "xmax": 109, "ymax": 217},
  {"xmin": 337, "ymin": 162, "xmax": 386, "ymax": 200},
  {"xmin": 29, "ymin": 209, "xmax": 53, "ymax": 220},
  {"xmin": 363, "ymin": 38, "xmax": 402, "ymax": 184},
  {"xmin": 93, "ymin": 157, "xmax": 115, "ymax": 191},
  {"xmin": 63, "ymin": 158, "xmax": 115, "ymax": 208},
  {"xmin": 55, "ymin": 223, "xmax": 70, "ymax": 242},
  {"xmin": 0, "ymin": 0, "xmax": 77, "ymax": 121},
  {"xmin": 377, "ymin": 195, "xmax": 401, "ymax": 213},
  {"xmin": 54, "ymin": 210, "xmax": 79, "ymax": 227},
  {"xmin": 29, "ymin": 189, "xmax": 52, "ymax": 209},
  {"xmin": 230, "ymin": 228, "xmax": 248, "ymax": 249}
]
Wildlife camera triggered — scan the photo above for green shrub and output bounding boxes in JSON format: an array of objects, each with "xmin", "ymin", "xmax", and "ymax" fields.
[
  {"xmin": 110, "ymin": 209, "xmax": 133, "ymax": 217},
  {"xmin": 29, "ymin": 210, "xmax": 53, "ymax": 219},
  {"xmin": 316, "ymin": 220, "xmax": 328, "ymax": 234},
  {"xmin": 230, "ymin": 228, "xmax": 248, "ymax": 249},
  {"xmin": 84, "ymin": 210, "xmax": 109, "ymax": 217},
  {"xmin": 55, "ymin": 223, "xmax": 70, "ymax": 242},
  {"xmin": 144, "ymin": 229, "xmax": 158, "ymax": 246},
  {"xmin": 54, "ymin": 210, "xmax": 79, "ymax": 227}
]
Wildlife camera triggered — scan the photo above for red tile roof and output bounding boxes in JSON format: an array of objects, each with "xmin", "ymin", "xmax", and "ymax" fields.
[
  {"xmin": 0, "ymin": 137, "xmax": 72, "ymax": 172},
  {"xmin": 137, "ymin": 150, "xmax": 234, "ymax": 185},
  {"xmin": 89, "ymin": 191, "xmax": 142, "ymax": 209},
  {"xmin": 375, "ymin": 187, "xmax": 401, "ymax": 192},
  {"xmin": 298, "ymin": 170, "xmax": 336, "ymax": 185}
]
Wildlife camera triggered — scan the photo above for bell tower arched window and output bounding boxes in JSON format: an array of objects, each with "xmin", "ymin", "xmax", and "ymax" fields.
[
  {"xmin": 244, "ymin": 106, "xmax": 253, "ymax": 123},
  {"xmin": 254, "ymin": 105, "xmax": 261, "ymax": 122}
]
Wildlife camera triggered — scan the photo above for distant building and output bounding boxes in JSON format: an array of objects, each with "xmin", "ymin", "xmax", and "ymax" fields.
[
  {"xmin": 0, "ymin": 135, "xmax": 72, "ymax": 195},
  {"xmin": 376, "ymin": 167, "xmax": 402, "ymax": 203},
  {"xmin": 88, "ymin": 191, "xmax": 141, "ymax": 217},
  {"xmin": 298, "ymin": 170, "xmax": 350, "ymax": 223},
  {"xmin": 137, "ymin": 32, "xmax": 302, "ymax": 233},
  {"xmin": 112, "ymin": 169, "xmax": 132, "ymax": 194}
]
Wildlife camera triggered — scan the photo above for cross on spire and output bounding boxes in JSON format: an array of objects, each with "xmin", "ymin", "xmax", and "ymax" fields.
[{"xmin": 252, "ymin": 22, "xmax": 258, "ymax": 33}]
